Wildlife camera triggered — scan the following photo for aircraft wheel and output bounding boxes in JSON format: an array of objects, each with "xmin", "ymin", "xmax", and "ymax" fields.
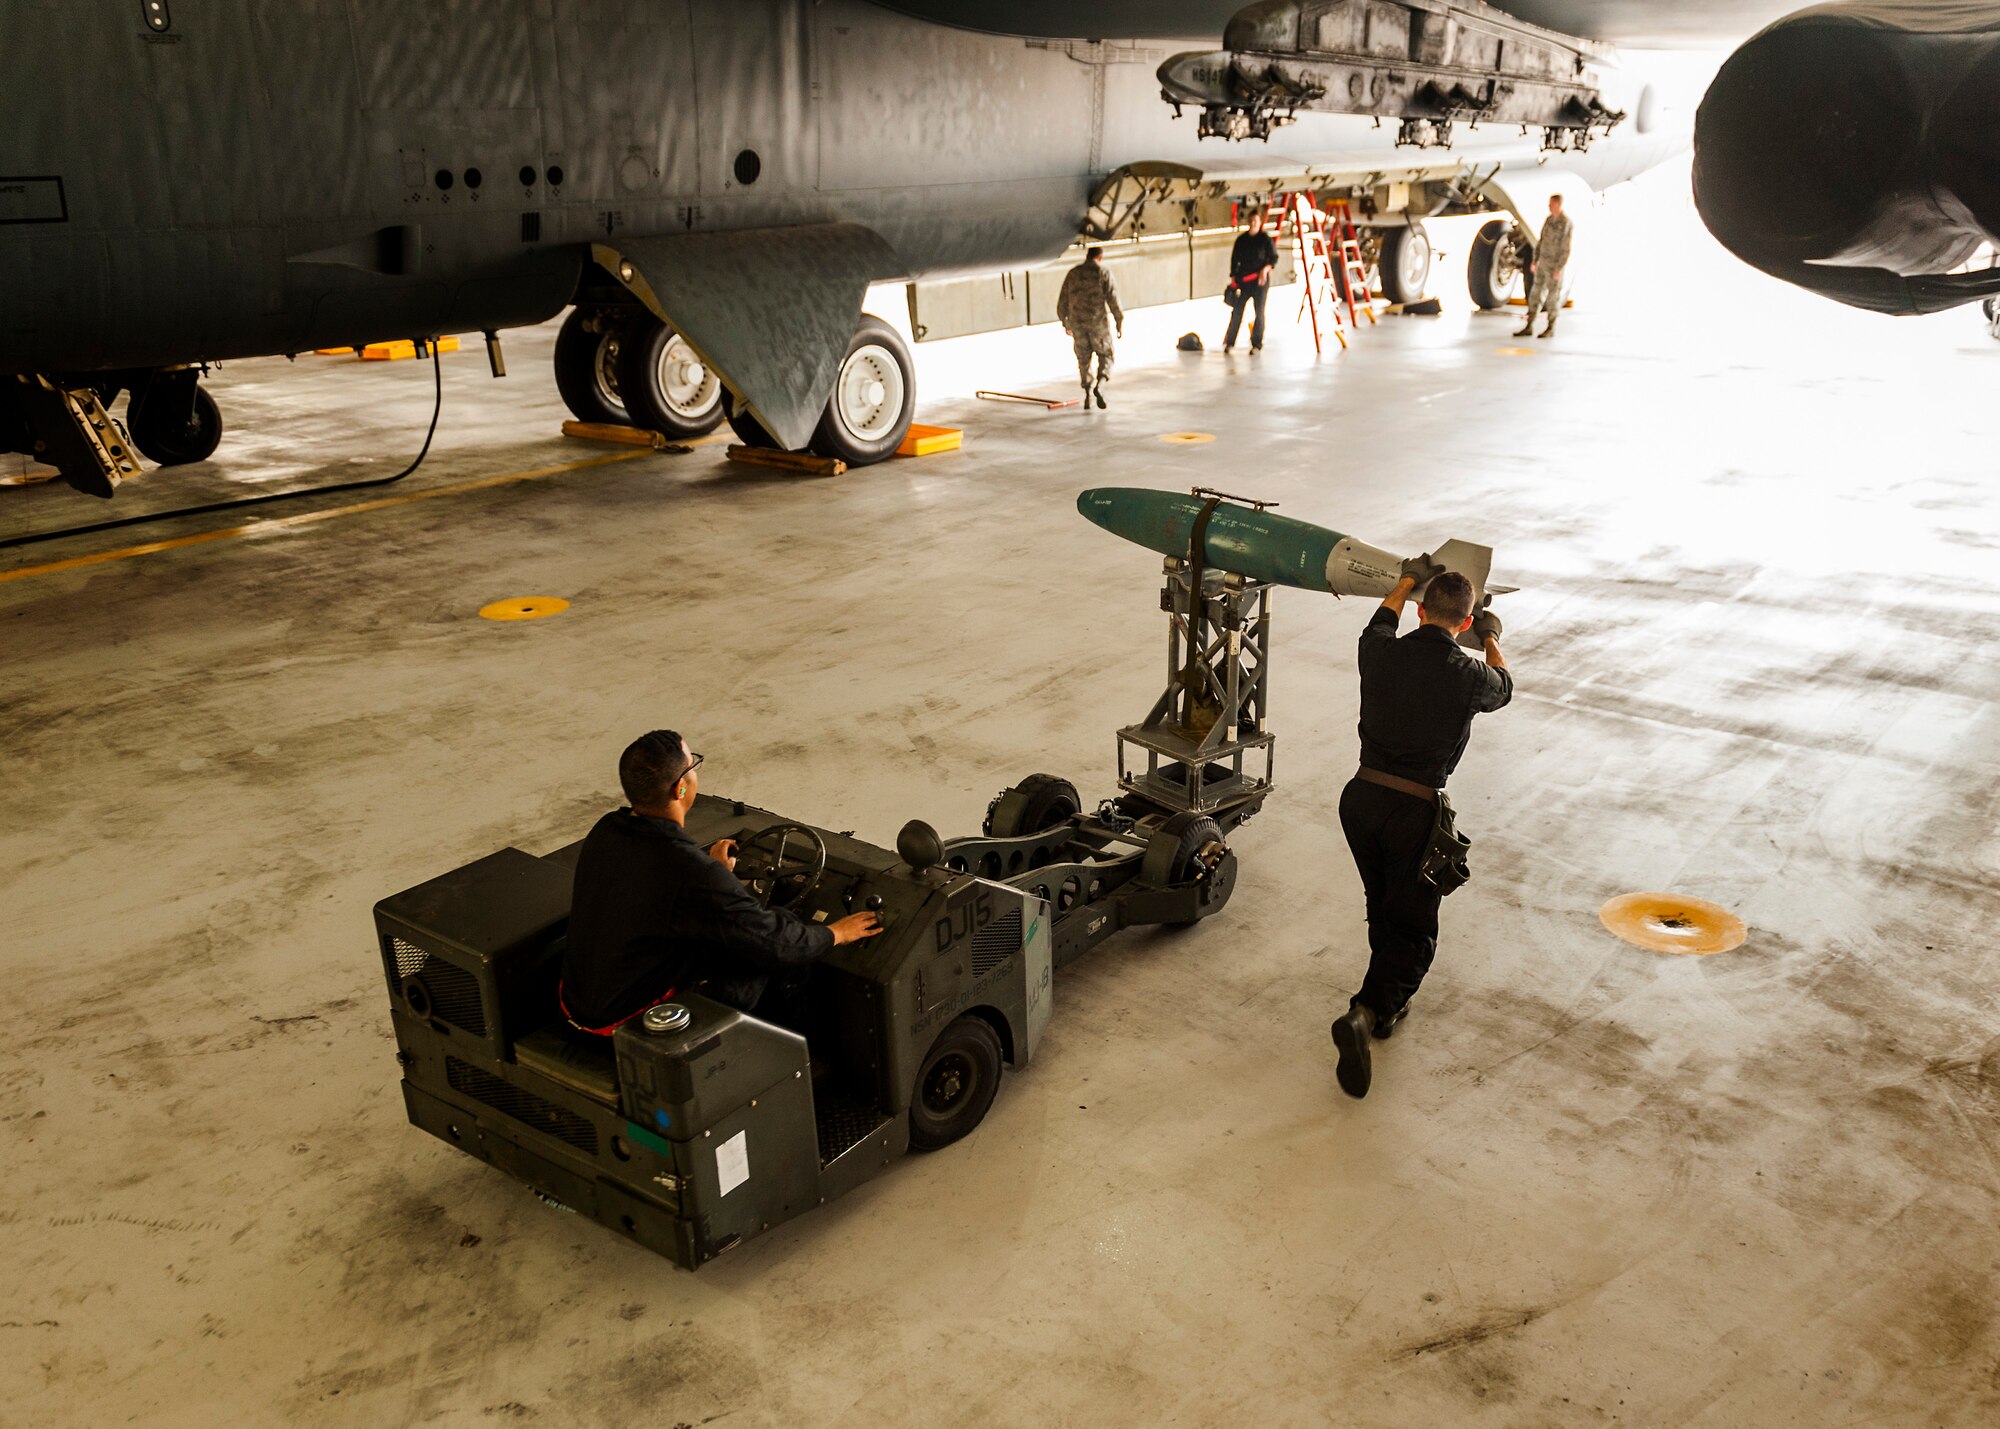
[
  {"xmin": 808, "ymin": 315, "xmax": 916, "ymax": 466},
  {"xmin": 1468, "ymin": 219, "xmax": 1527, "ymax": 310},
  {"xmin": 128, "ymin": 383, "xmax": 222, "ymax": 466},
  {"xmin": 616, "ymin": 319, "xmax": 726, "ymax": 437},
  {"xmin": 984, "ymin": 774, "xmax": 1081, "ymax": 838},
  {"xmin": 909, "ymin": 1015, "xmax": 1003, "ymax": 1152},
  {"xmin": 1377, "ymin": 223, "xmax": 1433, "ymax": 305},
  {"xmin": 721, "ymin": 390, "xmax": 781, "ymax": 449},
  {"xmin": 553, "ymin": 308, "xmax": 627, "ymax": 425}
]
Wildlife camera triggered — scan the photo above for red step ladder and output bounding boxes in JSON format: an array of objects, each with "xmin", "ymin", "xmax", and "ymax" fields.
[
  {"xmin": 1326, "ymin": 199, "xmax": 1378, "ymax": 331},
  {"xmin": 1274, "ymin": 193, "xmax": 1349, "ymax": 354}
]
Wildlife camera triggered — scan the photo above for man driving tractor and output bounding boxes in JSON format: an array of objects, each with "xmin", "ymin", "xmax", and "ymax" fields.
[{"xmin": 559, "ymin": 730, "xmax": 882, "ymax": 1033}]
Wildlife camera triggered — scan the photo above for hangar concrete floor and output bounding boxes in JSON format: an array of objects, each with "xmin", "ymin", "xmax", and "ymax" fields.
[{"xmin": 6, "ymin": 163, "xmax": 1999, "ymax": 1427}]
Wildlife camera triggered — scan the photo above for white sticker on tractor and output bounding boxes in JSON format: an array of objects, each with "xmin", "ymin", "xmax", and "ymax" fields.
[{"xmin": 716, "ymin": 1130, "xmax": 749, "ymax": 1197}]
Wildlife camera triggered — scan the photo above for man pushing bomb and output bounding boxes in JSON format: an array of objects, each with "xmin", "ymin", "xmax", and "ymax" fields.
[{"xmin": 1331, "ymin": 564, "xmax": 1510, "ymax": 1098}]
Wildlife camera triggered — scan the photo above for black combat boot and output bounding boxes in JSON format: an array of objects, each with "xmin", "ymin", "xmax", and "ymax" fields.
[
  {"xmin": 1331, "ymin": 1004, "xmax": 1377, "ymax": 1098},
  {"xmin": 1371, "ymin": 1004, "xmax": 1408, "ymax": 1040}
]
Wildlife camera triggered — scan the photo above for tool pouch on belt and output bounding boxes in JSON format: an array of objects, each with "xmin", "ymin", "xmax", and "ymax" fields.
[{"xmin": 1419, "ymin": 792, "xmax": 1473, "ymax": 896}]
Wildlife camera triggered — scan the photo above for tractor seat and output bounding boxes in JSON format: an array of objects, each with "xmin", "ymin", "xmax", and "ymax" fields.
[{"xmin": 512, "ymin": 1023, "xmax": 620, "ymax": 1108}]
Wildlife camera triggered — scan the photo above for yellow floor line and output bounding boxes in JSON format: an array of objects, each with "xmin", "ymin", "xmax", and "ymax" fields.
[{"xmin": 0, "ymin": 448, "xmax": 658, "ymax": 586}]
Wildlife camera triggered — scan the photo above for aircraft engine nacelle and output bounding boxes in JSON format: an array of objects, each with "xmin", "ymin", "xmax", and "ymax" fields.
[{"xmin": 1693, "ymin": 1, "xmax": 2000, "ymax": 315}]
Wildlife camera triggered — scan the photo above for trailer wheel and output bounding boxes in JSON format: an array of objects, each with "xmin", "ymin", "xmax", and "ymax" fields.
[
  {"xmin": 984, "ymin": 773, "xmax": 1080, "ymax": 838},
  {"xmin": 1142, "ymin": 813, "xmax": 1229, "ymax": 927},
  {"xmin": 1142, "ymin": 813, "xmax": 1226, "ymax": 888},
  {"xmin": 909, "ymin": 1015, "xmax": 1003, "ymax": 1152}
]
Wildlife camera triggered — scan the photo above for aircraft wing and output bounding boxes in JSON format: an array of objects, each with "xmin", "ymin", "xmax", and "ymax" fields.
[
  {"xmin": 1493, "ymin": 2, "xmax": 1799, "ymax": 44},
  {"xmin": 869, "ymin": 2, "xmax": 1240, "ymax": 38},
  {"xmin": 876, "ymin": 2, "xmax": 1801, "ymax": 47}
]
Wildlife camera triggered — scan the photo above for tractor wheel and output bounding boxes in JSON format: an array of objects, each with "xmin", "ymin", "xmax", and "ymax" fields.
[{"xmin": 909, "ymin": 1015, "xmax": 1004, "ymax": 1152}]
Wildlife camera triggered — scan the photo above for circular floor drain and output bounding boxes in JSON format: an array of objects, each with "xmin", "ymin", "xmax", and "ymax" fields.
[
  {"xmin": 1158, "ymin": 432, "xmax": 1216, "ymax": 444},
  {"xmin": 478, "ymin": 596, "xmax": 570, "ymax": 622},
  {"xmin": 1599, "ymin": 892, "xmax": 1746, "ymax": 955}
]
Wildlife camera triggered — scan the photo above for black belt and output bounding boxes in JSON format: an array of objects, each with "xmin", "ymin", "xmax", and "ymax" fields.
[{"xmin": 1355, "ymin": 766, "xmax": 1438, "ymax": 803}]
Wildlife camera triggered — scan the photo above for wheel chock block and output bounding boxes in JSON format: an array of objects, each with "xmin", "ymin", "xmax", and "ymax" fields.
[
  {"xmin": 359, "ymin": 336, "xmax": 462, "ymax": 361},
  {"xmin": 560, "ymin": 420, "xmax": 688, "ymax": 453},
  {"xmin": 725, "ymin": 445, "xmax": 845, "ymax": 477},
  {"xmin": 895, "ymin": 424, "xmax": 962, "ymax": 458},
  {"xmin": 313, "ymin": 347, "xmax": 354, "ymax": 355}
]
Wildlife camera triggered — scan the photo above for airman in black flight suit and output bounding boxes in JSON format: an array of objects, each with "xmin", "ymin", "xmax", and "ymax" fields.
[
  {"xmin": 1223, "ymin": 209, "xmax": 1279, "ymax": 353},
  {"xmin": 1331, "ymin": 569, "xmax": 1510, "ymax": 1098},
  {"xmin": 560, "ymin": 730, "xmax": 881, "ymax": 1032}
]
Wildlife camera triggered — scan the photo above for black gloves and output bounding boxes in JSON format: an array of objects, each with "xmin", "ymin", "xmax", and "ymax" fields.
[
  {"xmin": 1400, "ymin": 553, "xmax": 1445, "ymax": 586},
  {"xmin": 1471, "ymin": 608, "xmax": 1503, "ymax": 644}
]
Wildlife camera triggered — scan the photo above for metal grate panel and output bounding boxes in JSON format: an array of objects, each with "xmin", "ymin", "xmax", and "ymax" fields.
[
  {"xmin": 391, "ymin": 936, "xmax": 427, "ymax": 979},
  {"xmin": 446, "ymin": 1056, "xmax": 599, "ymax": 1156},
  {"xmin": 391, "ymin": 938, "xmax": 488, "ymax": 1036},
  {"xmin": 814, "ymin": 1085, "xmax": 887, "ymax": 1165},
  {"xmin": 970, "ymin": 907, "xmax": 1022, "ymax": 978}
]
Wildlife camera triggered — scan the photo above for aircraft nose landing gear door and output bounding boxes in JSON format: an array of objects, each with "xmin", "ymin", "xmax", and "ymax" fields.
[{"xmin": 690, "ymin": 3, "xmax": 817, "ymax": 200}]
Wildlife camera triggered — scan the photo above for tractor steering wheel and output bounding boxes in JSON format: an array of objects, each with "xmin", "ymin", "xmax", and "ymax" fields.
[{"xmin": 733, "ymin": 822, "xmax": 828, "ymax": 910}]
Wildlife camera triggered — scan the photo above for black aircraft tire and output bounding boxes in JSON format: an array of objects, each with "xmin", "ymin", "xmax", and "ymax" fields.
[
  {"xmin": 909, "ymin": 1015, "xmax": 1004, "ymax": 1153},
  {"xmin": 722, "ymin": 391, "xmax": 782, "ymax": 449},
  {"xmin": 128, "ymin": 385, "xmax": 223, "ymax": 466},
  {"xmin": 553, "ymin": 309, "xmax": 627, "ymax": 426},
  {"xmin": 617, "ymin": 319, "xmax": 726, "ymax": 438},
  {"xmin": 984, "ymin": 773, "xmax": 1080, "ymax": 838},
  {"xmin": 1468, "ymin": 220, "xmax": 1522, "ymax": 311},
  {"xmin": 1377, "ymin": 224, "xmax": 1433, "ymax": 306},
  {"xmin": 808, "ymin": 315, "xmax": 916, "ymax": 467}
]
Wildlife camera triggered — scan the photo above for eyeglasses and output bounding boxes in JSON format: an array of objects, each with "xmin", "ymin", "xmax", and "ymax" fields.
[{"xmin": 681, "ymin": 752, "xmax": 704, "ymax": 779}]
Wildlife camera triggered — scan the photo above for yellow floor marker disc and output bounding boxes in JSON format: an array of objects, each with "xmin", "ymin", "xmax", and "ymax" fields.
[
  {"xmin": 1159, "ymin": 432, "xmax": 1216, "ymax": 444},
  {"xmin": 1599, "ymin": 892, "xmax": 1747, "ymax": 955},
  {"xmin": 1496, "ymin": 347, "xmax": 1538, "ymax": 357},
  {"xmin": 478, "ymin": 596, "xmax": 570, "ymax": 622}
]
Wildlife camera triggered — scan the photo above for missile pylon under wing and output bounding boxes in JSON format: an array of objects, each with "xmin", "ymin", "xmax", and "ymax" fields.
[{"xmin": 1076, "ymin": 486, "xmax": 1498, "ymax": 645}]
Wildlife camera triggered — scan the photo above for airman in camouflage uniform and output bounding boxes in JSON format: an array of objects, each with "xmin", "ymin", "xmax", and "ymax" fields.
[
  {"xmin": 1058, "ymin": 246, "xmax": 1124, "ymax": 408},
  {"xmin": 1516, "ymin": 194, "xmax": 1573, "ymax": 340}
]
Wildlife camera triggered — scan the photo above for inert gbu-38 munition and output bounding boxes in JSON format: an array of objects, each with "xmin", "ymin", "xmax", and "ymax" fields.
[{"xmin": 1076, "ymin": 487, "xmax": 1498, "ymax": 631}]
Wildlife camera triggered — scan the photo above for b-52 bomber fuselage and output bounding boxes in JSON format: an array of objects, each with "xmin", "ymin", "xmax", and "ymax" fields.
[{"xmin": 0, "ymin": 1, "xmax": 1694, "ymax": 497}]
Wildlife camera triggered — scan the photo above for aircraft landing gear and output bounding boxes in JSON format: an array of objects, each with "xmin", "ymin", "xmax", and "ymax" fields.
[
  {"xmin": 1377, "ymin": 223, "xmax": 1433, "ymax": 305},
  {"xmin": 722, "ymin": 313, "xmax": 916, "ymax": 467},
  {"xmin": 7, "ymin": 373, "xmax": 141, "ymax": 497},
  {"xmin": 615, "ymin": 316, "xmax": 725, "ymax": 438},
  {"xmin": 552, "ymin": 308, "xmax": 627, "ymax": 426},
  {"xmin": 127, "ymin": 369, "xmax": 223, "ymax": 467},
  {"xmin": 808, "ymin": 315, "xmax": 916, "ymax": 466},
  {"xmin": 1468, "ymin": 219, "xmax": 1529, "ymax": 310},
  {"xmin": 555, "ymin": 308, "xmax": 725, "ymax": 438}
]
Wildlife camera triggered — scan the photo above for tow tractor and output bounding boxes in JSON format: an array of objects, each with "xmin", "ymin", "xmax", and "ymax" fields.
[{"xmin": 377, "ymin": 500, "xmax": 1281, "ymax": 1267}]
